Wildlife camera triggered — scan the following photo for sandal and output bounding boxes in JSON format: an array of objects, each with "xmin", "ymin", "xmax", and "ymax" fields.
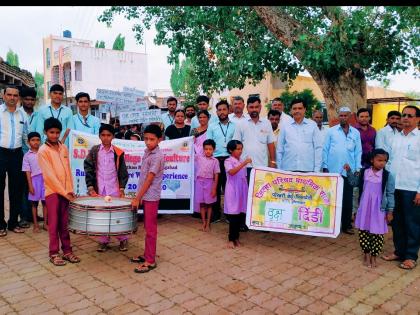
[
  {"xmin": 134, "ymin": 263, "xmax": 157, "ymax": 273},
  {"xmin": 50, "ymin": 255, "xmax": 66, "ymax": 266},
  {"xmin": 381, "ymin": 253, "xmax": 401, "ymax": 261},
  {"xmin": 130, "ymin": 255, "xmax": 146, "ymax": 263},
  {"xmin": 62, "ymin": 253, "xmax": 81, "ymax": 263},
  {"xmin": 399, "ymin": 259, "xmax": 417, "ymax": 270},
  {"xmin": 97, "ymin": 243, "xmax": 109, "ymax": 252},
  {"xmin": 119, "ymin": 240, "xmax": 128, "ymax": 251},
  {"xmin": 11, "ymin": 227, "xmax": 25, "ymax": 233},
  {"xmin": 0, "ymin": 229, "xmax": 7, "ymax": 237}
]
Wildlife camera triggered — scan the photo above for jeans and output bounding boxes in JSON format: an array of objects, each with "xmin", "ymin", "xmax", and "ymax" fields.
[
  {"xmin": 341, "ymin": 176, "xmax": 354, "ymax": 231},
  {"xmin": 392, "ymin": 189, "xmax": 420, "ymax": 261}
]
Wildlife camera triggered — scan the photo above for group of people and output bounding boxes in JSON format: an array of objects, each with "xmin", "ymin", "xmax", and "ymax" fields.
[{"xmin": 0, "ymin": 83, "xmax": 419, "ymax": 272}]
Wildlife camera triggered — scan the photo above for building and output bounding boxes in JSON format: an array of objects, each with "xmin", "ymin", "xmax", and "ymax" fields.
[
  {"xmin": 0, "ymin": 57, "xmax": 35, "ymax": 92},
  {"xmin": 42, "ymin": 31, "xmax": 148, "ymax": 105}
]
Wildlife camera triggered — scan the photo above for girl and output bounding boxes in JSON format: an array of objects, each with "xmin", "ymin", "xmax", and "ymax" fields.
[
  {"xmin": 164, "ymin": 109, "xmax": 191, "ymax": 140},
  {"xmin": 353, "ymin": 148, "xmax": 395, "ymax": 268},
  {"xmin": 22, "ymin": 132, "xmax": 48, "ymax": 233},
  {"xmin": 194, "ymin": 139, "xmax": 220, "ymax": 231},
  {"xmin": 224, "ymin": 140, "xmax": 252, "ymax": 248}
]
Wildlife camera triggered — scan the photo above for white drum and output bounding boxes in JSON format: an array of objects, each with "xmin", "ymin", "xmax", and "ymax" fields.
[{"xmin": 68, "ymin": 197, "xmax": 137, "ymax": 236}]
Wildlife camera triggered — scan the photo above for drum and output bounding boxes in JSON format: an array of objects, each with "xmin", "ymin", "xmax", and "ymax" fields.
[{"xmin": 68, "ymin": 197, "xmax": 137, "ymax": 236}]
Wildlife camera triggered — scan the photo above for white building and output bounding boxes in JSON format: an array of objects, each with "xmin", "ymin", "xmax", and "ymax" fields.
[{"xmin": 42, "ymin": 31, "xmax": 148, "ymax": 104}]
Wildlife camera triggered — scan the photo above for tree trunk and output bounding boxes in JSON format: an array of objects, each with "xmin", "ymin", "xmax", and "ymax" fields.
[{"xmin": 309, "ymin": 69, "xmax": 367, "ymax": 125}]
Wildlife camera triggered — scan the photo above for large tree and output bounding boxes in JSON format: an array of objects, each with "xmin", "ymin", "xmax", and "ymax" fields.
[
  {"xmin": 33, "ymin": 71, "xmax": 44, "ymax": 100},
  {"xmin": 112, "ymin": 33, "xmax": 125, "ymax": 50},
  {"xmin": 170, "ymin": 57, "xmax": 200, "ymax": 101},
  {"xmin": 6, "ymin": 49, "xmax": 19, "ymax": 67},
  {"xmin": 99, "ymin": 6, "xmax": 419, "ymax": 119}
]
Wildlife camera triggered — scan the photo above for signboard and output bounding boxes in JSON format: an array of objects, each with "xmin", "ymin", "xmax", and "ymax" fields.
[
  {"xmin": 119, "ymin": 109, "xmax": 162, "ymax": 125},
  {"xmin": 246, "ymin": 167, "xmax": 343, "ymax": 238},
  {"xmin": 95, "ymin": 88, "xmax": 148, "ymax": 114},
  {"xmin": 123, "ymin": 86, "xmax": 145, "ymax": 98},
  {"xmin": 69, "ymin": 130, "xmax": 194, "ymax": 213}
]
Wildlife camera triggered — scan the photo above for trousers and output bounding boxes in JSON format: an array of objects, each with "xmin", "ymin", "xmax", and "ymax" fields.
[{"xmin": 143, "ymin": 200, "xmax": 159, "ymax": 264}]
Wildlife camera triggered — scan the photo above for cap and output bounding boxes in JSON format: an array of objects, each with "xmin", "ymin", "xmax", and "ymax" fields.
[{"xmin": 338, "ymin": 106, "xmax": 351, "ymax": 113}]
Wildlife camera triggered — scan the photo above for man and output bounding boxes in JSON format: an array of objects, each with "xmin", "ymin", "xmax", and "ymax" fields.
[
  {"xmin": 355, "ymin": 108, "xmax": 376, "ymax": 168},
  {"xmin": 228, "ymin": 96, "xmax": 249, "ymax": 124},
  {"xmin": 322, "ymin": 106, "xmax": 362, "ymax": 235},
  {"xmin": 18, "ymin": 87, "xmax": 39, "ymax": 228},
  {"xmin": 375, "ymin": 110, "xmax": 401, "ymax": 155},
  {"xmin": 207, "ymin": 100, "xmax": 236, "ymax": 222},
  {"xmin": 312, "ymin": 109, "xmax": 328, "ymax": 146},
  {"xmin": 233, "ymin": 96, "xmax": 276, "ymax": 181},
  {"xmin": 277, "ymin": 99, "xmax": 322, "ymax": 172},
  {"xmin": 184, "ymin": 104, "xmax": 196, "ymax": 126},
  {"xmin": 268, "ymin": 109, "xmax": 281, "ymax": 147},
  {"xmin": 72, "ymin": 92, "xmax": 101, "ymax": 135},
  {"xmin": 190, "ymin": 95, "xmax": 219, "ymax": 129},
  {"xmin": 382, "ymin": 106, "xmax": 420, "ymax": 270},
  {"xmin": 161, "ymin": 96, "xmax": 178, "ymax": 130},
  {"xmin": 271, "ymin": 97, "xmax": 292, "ymax": 125},
  {"xmin": 0, "ymin": 85, "xmax": 28, "ymax": 236},
  {"xmin": 35, "ymin": 84, "xmax": 74, "ymax": 143}
]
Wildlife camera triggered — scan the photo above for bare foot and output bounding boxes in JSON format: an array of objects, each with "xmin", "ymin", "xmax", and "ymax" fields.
[
  {"xmin": 43, "ymin": 224, "xmax": 48, "ymax": 232},
  {"xmin": 363, "ymin": 253, "xmax": 369, "ymax": 266},
  {"xmin": 33, "ymin": 226, "xmax": 41, "ymax": 233},
  {"xmin": 226, "ymin": 241, "xmax": 235, "ymax": 249},
  {"xmin": 371, "ymin": 256, "xmax": 377, "ymax": 268},
  {"xmin": 234, "ymin": 240, "xmax": 242, "ymax": 247}
]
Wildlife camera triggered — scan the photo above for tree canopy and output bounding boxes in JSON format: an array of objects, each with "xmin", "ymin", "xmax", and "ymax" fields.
[
  {"xmin": 170, "ymin": 57, "xmax": 200, "ymax": 102},
  {"xmin": 266, "ymin": 89, "xmax": 322, "ymax": 118},
  {"xmin": 95, "ymin": 40, "xmax": 106, "ymax": 48},
  {"xmin": 99, "ymin": 6, "xmax": 419, "ymax": 118},
  {"xmin": 112, "ymin": 34, "xmax": 125, "ymax": 50},
  {"xmin": 6, "ymin": 49, "xmax": 19, "ymax": 67},
  {"xmin": 33, "ymin": 71, "xmax": 44, "ymax": 100}
]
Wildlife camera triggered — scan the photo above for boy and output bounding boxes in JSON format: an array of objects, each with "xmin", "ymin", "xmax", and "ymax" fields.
[
  {"xmin": 38, "ymin": 117, "xmax": 80, "ymax": 266},
  {"xmin": 84, "ymin": 124, "xmax": 129, "ymax": 252},
  {"xmin": 130, "ymin": 124, "xmax": 165, "ymax": 273}
]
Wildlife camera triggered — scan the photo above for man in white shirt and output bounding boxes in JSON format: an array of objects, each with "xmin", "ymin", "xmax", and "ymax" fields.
[
  {"xmin": 312, "ymin": 109, "xmax": 328, "ymax": 146},
  {"xmin": 271, "ymin": 97, "xmax": 292, "ymax": 125},
  {"xmin": 382, "ymin": 106, "xmax": 420, "ymax": 270},
  {"xmin": 277, "ymin": 99, "xmax": 322, "ymax": 172},
  {"xmin": 375, "ymin": 110, "xmax": 401, "ymax": 156},
  {"xmin": 228, "ymin": 96, "xmax": 249, "ymax": 123},
  {"xmin": 161, "ymin": 97, "xmax": 177, "ymax": 130}
]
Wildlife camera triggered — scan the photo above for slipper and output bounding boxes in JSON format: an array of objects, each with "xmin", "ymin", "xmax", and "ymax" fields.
[
  {"xmin": 11, "ymin": 227, "xmax": 25, "ymax": 233},
  {"xmin": 134, "ymin": 263, "xmax": 157, "ymax": 273},
  {"xmin": 119, "ymin": 240, "xmax": 128, "ymax": 251},
  {"xmin": 130, "ymin": 255, "xmax": 146, "ymax": 263},
  {"xmin": 0, "ymin": 229, "xmax": 7, "ymax": 237},
  {"xmin": 381, "ymin": 253, "xmax": 401, "ymax": 261},
  {"xmin": 62, "ymin": 253, "xmax": 81, "ymax": 263},
  {"xmin": 399, "ymin": 260, "xmax": 417, "ymax": 270},
  {"xmin": 50, "ymin": 255, "xmax": 66, "ymax": 266}
]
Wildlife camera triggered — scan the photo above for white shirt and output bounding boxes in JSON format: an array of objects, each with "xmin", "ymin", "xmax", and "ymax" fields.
[
  {"xmin": 280, "ymin": 112, "xmax": 293, "ymax": 125},
  {"xmin": 233, "ymin": 117, "xmax": 275, "ymax": 168},
  {"xmin": 375, "ymin": 125, "xmax": 398, "ymax": 153},
  {"xmin": 190, "ymin": 113, "xmax": 219, "ymax": 129},
  {"xmin": 388, "ymin": 128, "xmax": 420, "ymax": 193},
  {"xmin": 276, "ymin": 118, "xmax": 322, "ymax": 172},
  {"xmin": 318, "ymin": 125, "xmax": 328, "ymax": 146},
  {"xmin": 228, "ymin": 112, "xmax": 249, "ymax": 124},
  {"xmin": 0, "ymin": 104, "xmax": 28, "ymax": 149}
]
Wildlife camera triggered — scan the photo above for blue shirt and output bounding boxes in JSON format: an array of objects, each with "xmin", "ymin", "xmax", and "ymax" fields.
[
  {"xmin": 0, "ymin": 104, "xmax": 28, "ymax": 149},
  {"xmin": 322, "ymin": 125, "xmax": 362, "ymax": 176},
  {"xmin": 18, "ymin": 107, "xmax": 38, "ymax": 153},
  {"xmin": 190, "ymin": 113, "xmax": 219, "ymax": 130},
  {"xmin": 72, "ymin": 113, "xmax": 101, "ymax": 135},
  {"xmin": 35, "ymin": 104, "xmax": 74, "ymax": 142},
  {"xmin": 161, "ymin": 112, "xmax": 175, "ymax": 130},
  {"xmin": 206, "ymin": 120, "xmax": 236, "ymax": 157},
  {"xmin": 276, "ymin": 118, "xmax": 322, "ymax": 172}
]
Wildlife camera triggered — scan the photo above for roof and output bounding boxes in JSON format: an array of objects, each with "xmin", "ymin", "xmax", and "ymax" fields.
[
  {"xmin": 0, "ymin": 57, "xmax": 35, "ymax": 88},
  {"xmin": 367, "ymin": 97, "xmax": 419, "ymax": 104}
]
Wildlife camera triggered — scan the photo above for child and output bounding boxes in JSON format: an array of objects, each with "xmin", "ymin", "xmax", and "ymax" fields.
[
  {"xmin": 195, "ymin": 139, "xmax": 220, "ymax": 232},
  {"xmin": 130, "ymin": 125, "xmax": 165, "ymax": 273},
  {"xmin": 84, "ymin": 124, "xmax": 129, "ymax": 252},
  {"xmin": 352, "ymin": 148, "xmax": 395, "ymax": 268},
  {"xmin": 38, "ymin": 117, "xmax": 80, "ymax": 266},
  {"xmin": 22, "ymin": 132, "xmax": 48, "ymax": 233},
  {"xmin": 224, "ymin": 140, "xmax": 252, "ymax": 248}
]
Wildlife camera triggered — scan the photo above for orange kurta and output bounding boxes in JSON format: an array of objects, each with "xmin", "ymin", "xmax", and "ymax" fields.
[{"xmin": 38, "ymin": 141, "xmax": 74, "ymax": 198}]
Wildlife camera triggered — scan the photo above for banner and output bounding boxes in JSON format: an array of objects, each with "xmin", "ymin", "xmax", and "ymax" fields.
[
  {"xmin": 69, "ymin": 130, "xmax": 194, "ymax": 213},
  {"xmin": 246, "ymin": 167, "xmax": 343, "ymax": 238},
  {"xmin": 96, "ymin": 88, "xmax": 148, "ymax": 113},
  {"xmin": 119, "ymin": 109, "xmax": 162, "ymax": 125}
]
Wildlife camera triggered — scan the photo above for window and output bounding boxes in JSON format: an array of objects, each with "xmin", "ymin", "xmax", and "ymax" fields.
[
  {"xmin": 46, "ymin": 48, "xmax": 50, "ymax": 68},
  {"xmin": 75, "ymin": 61, "xmax": 82, "ymax": 81},
  {"xmin": 101, "ymin": 113, "xmax": 107, "ymax": 120}
]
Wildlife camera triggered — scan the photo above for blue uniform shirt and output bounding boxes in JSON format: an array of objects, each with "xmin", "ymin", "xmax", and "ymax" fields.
[
  {"xmin": 35, "ymin": 104, "xmax": 74, "ymax": 143},
  {"xmin": 206, "ymin": 120, "xmax": 236, "ymax": 157},
  {"xmin": 72, "ymin": 113, "xmax": 101, "ymax": 135}
]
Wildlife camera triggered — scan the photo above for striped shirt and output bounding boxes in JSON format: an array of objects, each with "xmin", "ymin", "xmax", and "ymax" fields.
[{"xmin": 0, "ymin": 104, "xmax": 28, "ymax": 149}]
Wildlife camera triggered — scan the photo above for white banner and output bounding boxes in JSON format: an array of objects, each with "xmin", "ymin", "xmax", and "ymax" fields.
[
  {"xmin": 119, "ymin": 109, "xmax": 162, "ymax": 125},
  {"xmin": 95, "ymin": 88, "xmax": 148, "ymax": 114},
  {"xmin": 69, "ymin": 130, "xmax": 194, "ymax": 213}
]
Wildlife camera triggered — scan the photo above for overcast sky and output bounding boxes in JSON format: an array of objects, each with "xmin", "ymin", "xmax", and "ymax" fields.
[{"xmin": 0, "ymin": 6, "xmax": 418, "ymax": 94}]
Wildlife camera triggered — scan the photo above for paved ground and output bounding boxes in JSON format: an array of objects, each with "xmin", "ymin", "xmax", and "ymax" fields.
[{"xmin": 1, "ymin": 208, "xmax": 419, "ymax": 315}]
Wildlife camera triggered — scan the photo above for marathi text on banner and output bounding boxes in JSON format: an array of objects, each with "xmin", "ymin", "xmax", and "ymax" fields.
[
  {"xmin": 246, "ymin": 167, "xmax": 343, "ymax": 238},
  {"xmin": 119, "ymin": 109, "xmax": 162, "ymax": 125},
  {"xmin": 69, "ymin": 130, "xmax": 194, "ymax": 213}
]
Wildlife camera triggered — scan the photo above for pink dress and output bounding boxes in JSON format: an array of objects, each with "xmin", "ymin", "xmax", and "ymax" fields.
[
  {"xmin": 194, "ymin": 155, "xmax": 220, "ymax": 207},
  {"xmin": 224, "ymin": 156, "xmax": 248, "ymax": 214}
]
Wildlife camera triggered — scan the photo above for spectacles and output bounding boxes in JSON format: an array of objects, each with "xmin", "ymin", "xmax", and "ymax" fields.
[{"xmin": 402, "ymin": 114, "xmax": 415, "ymax": 118}]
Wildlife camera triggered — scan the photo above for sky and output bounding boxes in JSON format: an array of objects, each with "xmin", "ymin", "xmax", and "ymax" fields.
[{"xmin": 0, "ymin": 6, "xmax": 418, "ymax": 94}]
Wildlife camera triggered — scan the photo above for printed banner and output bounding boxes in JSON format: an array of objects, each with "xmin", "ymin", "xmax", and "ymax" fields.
[
  {"xmin": 119, "ymin": 109, "xmax": 162, "ymax": 125},
  {"xmin": 123, "ymin": 86, "xmax": 145, "ymax": 98},
  {"xmin": 246, "ymin": 167, "xmax": 343, "ymax": 238},
  {"xmin": 69, "ymin": 130, "xmax": 194, "ymax": 213},
  {"xmin": 96, "ymin": 88, "xmax": 148, "ymax": 114}
]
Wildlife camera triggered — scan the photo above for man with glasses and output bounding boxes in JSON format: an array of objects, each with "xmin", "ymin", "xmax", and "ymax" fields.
[
  {"xmin": 382, "ymin": 106, "xmax": 420, "ymax": 270},
  {"xmin": 72, "ymin": 92, "xmax": 101, "ymax": 135}
]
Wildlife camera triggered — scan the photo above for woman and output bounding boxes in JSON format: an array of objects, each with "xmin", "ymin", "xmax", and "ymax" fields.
[
  {"xmin": 164, "ymin": 109, "xmax": 191, "ymax": 140},
  {"xmin": 190, "ymin": 110, "xmax": 210, "ymax": 157}
]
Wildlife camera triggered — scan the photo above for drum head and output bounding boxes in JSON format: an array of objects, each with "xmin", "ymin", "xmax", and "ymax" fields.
[{"xmin": 71, "ymin": 196, "xmax": 131, "ymax": 208}]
